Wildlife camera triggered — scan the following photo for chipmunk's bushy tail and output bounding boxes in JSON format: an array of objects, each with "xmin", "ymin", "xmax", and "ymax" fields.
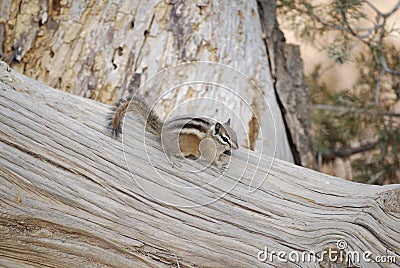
[{"xmin": 107, "ymin": 95, "xmax": 163, "ymax": 138}]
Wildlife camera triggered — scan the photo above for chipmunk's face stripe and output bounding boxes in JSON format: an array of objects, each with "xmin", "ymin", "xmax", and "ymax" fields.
[
  {"xmin": 223, "ymin": 122, "xmax": 239, "ymax": 150},
  {"xmin": 221, "ymin": 135, "xmax": 231, "ymax": 147},
  {"xmin": 215, "ymin": 134, "xmax": 232, "ymax": 149}
]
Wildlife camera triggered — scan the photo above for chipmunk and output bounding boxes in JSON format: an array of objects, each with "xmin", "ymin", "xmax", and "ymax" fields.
[{"xmin": 108, "ymin": 95, "xmax": 238, "ymax": 169}]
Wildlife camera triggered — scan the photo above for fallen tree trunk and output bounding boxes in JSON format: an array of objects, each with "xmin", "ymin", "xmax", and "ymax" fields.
[{"xmin": 0, "ymin": 61, "xmax": 399, "ymax": 268}]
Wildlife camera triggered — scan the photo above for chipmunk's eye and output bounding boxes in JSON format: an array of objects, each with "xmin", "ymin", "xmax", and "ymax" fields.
[{"xmin": 221, "ymin": 135, "xmax": 232, "ymax": 147}]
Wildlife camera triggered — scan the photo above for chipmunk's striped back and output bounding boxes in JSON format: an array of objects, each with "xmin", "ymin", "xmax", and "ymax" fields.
[{"xmin": 107, "ymin": 95, "xmax": 239, "ymax": 169}]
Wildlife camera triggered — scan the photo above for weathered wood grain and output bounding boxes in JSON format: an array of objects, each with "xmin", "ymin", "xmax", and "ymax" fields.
[{"xmin": 0, "ymin": 62, "xmax": 399, "ymax": 267}]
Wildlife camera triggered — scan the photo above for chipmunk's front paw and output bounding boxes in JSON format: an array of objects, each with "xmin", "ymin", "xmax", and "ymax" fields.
[
  {"xmin": 167, "ymin": 155, "xmax": 182, "ymax": 168},
  {"xmin": 214, "ymin": 158, "xmax": 229, "ymax": 173},
  {"xmin": 219, "ymin": 163, "xmax": 228, "ymax": 173}
]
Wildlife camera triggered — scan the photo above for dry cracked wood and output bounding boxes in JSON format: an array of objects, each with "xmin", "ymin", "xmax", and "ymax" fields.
[{"xmin": 0, "ymin": 62, "xmax": 399, "ymax": 267}]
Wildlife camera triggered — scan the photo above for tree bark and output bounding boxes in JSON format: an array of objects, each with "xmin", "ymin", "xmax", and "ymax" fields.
[
  {"xmin": 257, "ymin": 0, "xmax": 315, "ymax": 168},
  {"xmin": 0, "ymin": 0, "xmax": 314, "ymax": 167},
  {"xmin": 1, "ymin": 62, "xmax": 399, "ymax": 267}
]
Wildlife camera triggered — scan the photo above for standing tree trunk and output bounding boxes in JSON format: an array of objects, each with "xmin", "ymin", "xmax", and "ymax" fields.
[{"xmin": 0, "ymin": 0, "xmax": 313, "ymax": 167}]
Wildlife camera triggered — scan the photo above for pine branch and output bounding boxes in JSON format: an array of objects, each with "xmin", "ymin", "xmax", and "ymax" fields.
[
  {"xmin": 323, "ymin": 141, "xmax": 380, "ymax": 159},
  {"xmin": 313, "ymin": 104, "xmax": 400, "ymax": 117}
]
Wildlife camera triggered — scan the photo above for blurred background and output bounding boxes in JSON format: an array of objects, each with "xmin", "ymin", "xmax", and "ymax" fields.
[{"xmin": 278, "ymin": 0, "xmax": 400, "ymax": 184}]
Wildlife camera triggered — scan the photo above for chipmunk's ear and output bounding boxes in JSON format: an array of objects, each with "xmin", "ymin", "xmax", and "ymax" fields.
[
  {"xmin": 214, "ymin": 122, "xmax": 222, "ymax": 134},
  {"xmin": 225, "ymin": 118, "xmax": 231, "ymax": 126}
]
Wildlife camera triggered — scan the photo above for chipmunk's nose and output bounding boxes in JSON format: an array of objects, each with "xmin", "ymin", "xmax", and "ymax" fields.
[{"xmin": 231, "ymin": 142, "xmax": 238, "ymax": 150}]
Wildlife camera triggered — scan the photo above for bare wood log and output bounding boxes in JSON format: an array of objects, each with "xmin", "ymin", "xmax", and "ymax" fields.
[{"xmin": 0, "ymin": 62, "xmax": 399, "ymax": 267}]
